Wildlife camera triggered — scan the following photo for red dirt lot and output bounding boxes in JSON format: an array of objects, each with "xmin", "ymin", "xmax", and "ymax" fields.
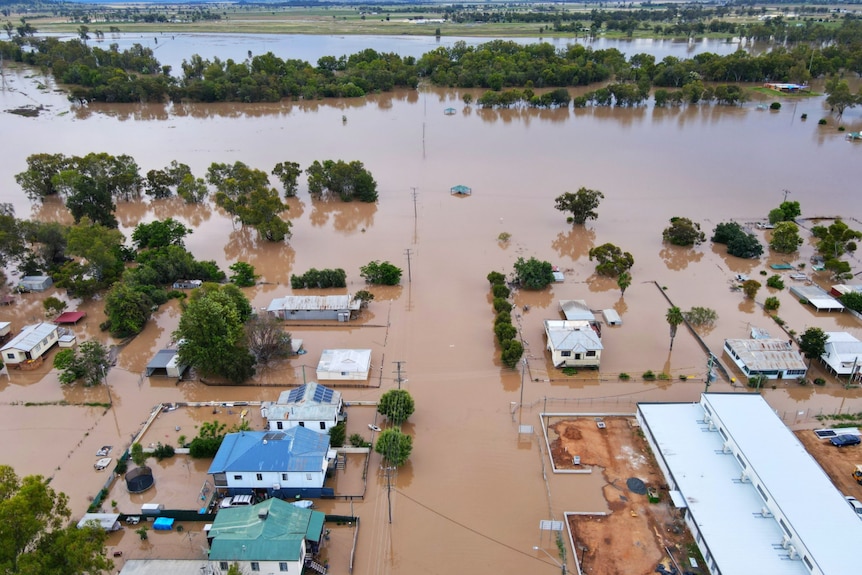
[{"xmin": 548, "ymin": 417, "xmax": 703, "ymax": 575}]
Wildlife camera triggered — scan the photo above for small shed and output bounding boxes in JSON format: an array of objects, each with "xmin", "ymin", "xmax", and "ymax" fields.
[
  {"xmin": 560, "ymin": 300, "xmax": 596, "ymax": 323},
  {"xmin": 54, "ymin": 311, "xmax": 86, "ymax": 325},
  {"xmin": 153, "ymin": 517, "xmax": 174, "ymax": 531},
  {"xmin": 77, "ymin": 513, "xmax": 121, "ymax": 532},
  {"xmin": 444, "ymin": 107, "xmax": 456, "ymax": 115},
  {"xmin": 602, "ymin": 309, "xmax": 622, "ymax": 326},
  {"xmin": 18, "ymin": 276, "xmax": 53, "ymax": 292},
  {"xmin": 172, "ymin": 279, "xmax": 202, "ymax": 290},
  {"xmin": 145, "ymin": 349, "xmax": 188, "ymax": 378},
  {"xmin": 450, "ymin": 185, "xmax": 472, "ymax": 195},
  {"xmin": 0, "ymin": 322, "xmax": 10, "ymax": 339},
  {"xmin": 789, "ymin": 285, "xmax": 844, "ymax": 312},
  {"xmin": 316, "ymin": 349, "xmax": 372, "ymax": 381}
]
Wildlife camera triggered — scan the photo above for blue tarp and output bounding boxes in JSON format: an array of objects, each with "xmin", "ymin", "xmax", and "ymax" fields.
[{"xmin": 153, "ymin": 517, "xmax": 174, "ymax": 531}]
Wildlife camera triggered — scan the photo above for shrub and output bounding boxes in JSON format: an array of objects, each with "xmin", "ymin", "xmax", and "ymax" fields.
[
  {"xmin": 642, "ymin": 370, "xmax": 656, "ymax": 380},
  {"xmin": 492, "ymin": 284, "xmax": 510, "ymax": 299},
  {"xmin": 818, "ymin": 118, "xmax": 827, "ymax": 125},
  {"xmin": 742, "ymin": 279, "xmax": 761, "ymax": 299},
  {"xmin": 814, "ymin": 377, "xmax": 826, "ymax": 386},
  {"xmin": 493, "ymin": 298, "xmax": 513, "ymax": 313},
  {"xmin": 487, "ymin": 271, "xmax": 506, "ymax": 286},
  {"xmin": 501, "ymin": 339, "xmax": 524, "ymax": 368},
  {"xmin": 329, "ymin": 422, "xmax": 346, "ymax": 447},
  {"xmin": 770, "ymin": 102, "xmax": 781, "ymax": 110},
  {"xmin": 657, "ymin": 372, "xmax": 671, "ymax": 380},
  {"xmin": 679, "ymin": 374, "xmax": 688, "ymax": 381},
  {"xmin": 494, "ymin": 311, "xmax": 512, "ymax": 325},
  {"xmin": 766, "ymin": 275, "xmax": 784, "ymax": 290},
  {"xmin": 349, "ymin": 433, "xmax": 370, "ymax": 447},
  {"xmin": 153, "ymin": 443, "xmax": 175, "ymax": 461},
  {"xmin": 562, "ymin": 367, "xmax": 578, "ymax": 376},
  {"xmin": 494, "ymin": 322, "xmax": 517, "ymax": 343},
  {"xmin": 619, "ymin": 372, "xmax": 630, "ymax": 380},
  {"xmin": 764, "ymin": 296, "xmax": 780, "ymax": 311},
  {"xmin": 771, "ymin": 315, "xmax": 785, "ymax": 326}
]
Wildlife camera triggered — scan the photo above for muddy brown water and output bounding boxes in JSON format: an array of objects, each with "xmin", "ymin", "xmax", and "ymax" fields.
[{"xmin": 1, "ymin": 64, "xmax": 862, "ymax": 574}]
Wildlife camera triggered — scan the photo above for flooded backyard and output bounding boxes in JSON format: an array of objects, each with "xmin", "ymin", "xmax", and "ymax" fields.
[{"xmin": 0, "ymin": 40, "xmax": 861, "ymax": 574}]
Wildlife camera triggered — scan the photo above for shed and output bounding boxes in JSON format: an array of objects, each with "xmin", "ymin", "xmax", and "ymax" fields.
[
  {"xmin": 145, "ymin": 349, "xmax": 188, "ymax": 378},
  {"xmin": 54, "ymin": 311, "xmax": 86, "ymax": 325},
  {"xmin": 0, "ymin": 322, "xmax": 10, "ymax": 338},
  {"xmin": 153, "ymin": 517, "xmax": 174, "ymax": 531},
  {"xmin": 316, "ymin": 349, "xmax": 372, "ymax": 380},
  {"xmin": 18, "ymin": 276, "xmax": 52, "ymax": 292},
  {"xmin": 560, "ymin": 300, "xmax": 596, "ymax": 323},
  {"xmin": 266, "ymin": 294, "xmax": 360, "ymax": 322},
  {"xmin": 602, "ymin": 309, "xmax": 622, "ymax": 326},
  {"xmin": 450, "ymin": 185, "xmax": 472, "ymax": 195},
  {"xmin": 789, "ymin": 285, "xmax": 844, "ymax": 312},
  {"xmin": 172, "ymin": 280, "xmax": 202, "ymax": 290},
  {"xmin": 77, "ymin": 513, "xmax": 121, "ymax": 532}
]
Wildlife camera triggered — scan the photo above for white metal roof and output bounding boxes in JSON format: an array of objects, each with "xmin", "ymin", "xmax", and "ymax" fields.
[
  {"xmin": 724, "ymin": 338, "xmax": 806, "ymax": 372},
  {"xmin": 789, "ymin": 285, "xmax": 844, "ymax": 311},
  {"xmin": 559, "ymin": 300, "xmax": 595, "ymax": 322},
  {"xmin": 0, "ymin": 323, "xmax": 57, "ymax": 353},
  {"xmin": 544, "ymin": 320, "xmax": 603, "ymax": 351},
  {"xmin": 266, "ymin": 294, "xmax": 360, "ymax": 312},
  {"xmin": 317, "ymin": 349, "xmax": 372, "ymax": 373},
  {"xmin": 639, "ymin": 394, "xmax": 862, "ymax": 575}
]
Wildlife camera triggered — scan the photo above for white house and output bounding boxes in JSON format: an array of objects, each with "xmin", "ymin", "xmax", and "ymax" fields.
[
  {"xmin": 316, "ymin": 349, "xmax": 372, "ymax": 380},
  {"xmin": 18, "ymin": 275, "xmax": 53, "ymax": 292},
  {"xmin": 1, "ymin": 323, "xmax": 59, "ymax": 367},
  {"xmin": 544, "ymin": 320, "xmax": 602, "ymax": 368},
  {"xmin": 208, "ymin": 427, "xmax": 335, "ymax": 499},
  {"xmin": 638, "ymin": 393, "xmax": 862, "ymax": 575},
  {"xmin": 208, "ymin": 498, "xmax": 326, "ymax": 575},
  {"xmin": 723, "ymin": 338, "xmax": 807, "ymax": 380},
  {"xmin": 266, "ymin": 294, "xmax": 361, "ymax": 322},
  {"xmin": 262, "ymin": 382, "xmax": 344, "ymax": 433},
  {"xmin": 820, "ymin": 332, "xmax": 862, "ymax": 379}
]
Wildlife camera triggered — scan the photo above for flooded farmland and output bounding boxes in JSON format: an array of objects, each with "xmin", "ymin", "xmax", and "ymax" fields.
[{"xmin": 0, "ymin": 41, "xmax": 861, "ymax": 575}]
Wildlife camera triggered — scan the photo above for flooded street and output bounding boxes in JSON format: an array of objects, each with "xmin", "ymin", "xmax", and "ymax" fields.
[{"xmin": 1, "ymin": 48, "xmax": 861, "ymax": 575}]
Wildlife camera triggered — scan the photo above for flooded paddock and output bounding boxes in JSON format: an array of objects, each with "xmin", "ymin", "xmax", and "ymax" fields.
[{"xmin": 0, "ymin": 52, "xmax": 861, "ymax": 575}]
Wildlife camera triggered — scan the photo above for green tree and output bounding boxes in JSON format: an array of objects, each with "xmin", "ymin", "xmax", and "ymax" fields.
[
  {"xmin": 360, "ymin": 260, "xmax": 402, "ymax": 285},
  {"xmin": 189, "ymin": 420, "xmax": 227, "ymax": 459},
  {"xmin": 328, "ymin": 422, "xmax": 346, "ymax": 448},
  {"xmin": 208, "ymin": 162, "xmax": 291, "ymax": 241},
  {"xmin": 132, "ymin": 218, "xmax": 191, "ymax": 250},
  {"xmin": 243, "ymin": 313, "xmax": 291, "ymax": 365},
  {"xmin": 682, "ymin": 307, "xmax": 717, "ymax": 327},
  {"xmin": 666, "ymin": 306, "xmax": 684, "ymax": 350},
  {"xmin": 354, "ymin": 290, "xmax": 374, "ymax": 307},
  {"xmin": 812, "ymin": 219, "xmax": 861, "ymax": 259},
  {"xmin": 14, "ymin": 153, "xmax": 68, "ymax": 202},
  {"xmin": 374, "ymin": 428, "xmax": 412, "ymax": 467},
  {"xmin": 174, "ymin": 284, "xmax": 256, "ymax": 384},
  {"xmin": 742, "ymin": 279, "xmax": 762, "ymax": 299},
  {"xmin": 588, "ymin": 243, "xmax": 634, "ymax": 277},
  {"xmin": 176, "ymin": 174, "xmax": 208, "ymax": 204},
  {"xmin": 19, "ymin": 221, "xmax": 68, "ymax": 274},
  {"xmin": 377, "ymin": 389, "xmax": 415, "ymax": 425},
  {"xmin": 487, "ymin": 271, "xmax": 506, "ymax": 286},
  {"xmin": 554, "ymin": 187, "xmax": 604, "ymax": 225},
  {"xmin": 65, "ymin": 218, "xmax": 125, "ymax": 283},
  {"xmin": 617, "ymin": 271, "xmax": 632, "ymax": 296},
  {"xmin": 766, "ymin": 275, "xmax": 785, "ymax": 290},
  {"xmin": 513, "ymin": 256, "xmax": 554, "ymax": 290},
  {"xmin": 130, "ymin": 443, "xmax": 148, "ymax": 468},
  {"xmin": 501, "ymin": 339, "xmax": 524, "ymax": 368},
  {"xmin": 104, "ymin": 283, "xmax": 153, "ymax": 338},
  {"xmin": 272, "ymin": 161, "xmax": 302, "ymax": 197},
  {"xmin": 799, "ymin": 327, "xmax": 828, "ymax": 369},
  {"xmin": 42, "ymin": 296, "xmax": 67, "ymax": 317},
  {"xmin": 306, "ymin": 160, "xmax": 378, "ymax": 202},
  {"xmin": 769, "ymin": 221, "xmax": 803, "ymax": 254},
  {"xmin": 0, "ymin": 465, "xmax": 113, "ymax": 575},
  {"xmin": 768, "ymin": 200, "xmax": 801, "ymax": 224},
  {"xmin": 229, "ymin": 262, "xmax": 258, "ymax": 287},
  {"xmin": 840, "ymin": 291, "xmax": 862, "ymax": 313},
  {"xmin": 825, "ymin": 77, "xmax": 859, "ymax": 117},
  {"xmin": 662, "ymin": 217, "xmax": 706, "ymax": 246},
  {"xmin": 55, "ymin": 169, "xmax": 118, "ymax": 228},
  {"xmin": 53, "ymin": 341, "xmax": 110, "ymax": 387}
]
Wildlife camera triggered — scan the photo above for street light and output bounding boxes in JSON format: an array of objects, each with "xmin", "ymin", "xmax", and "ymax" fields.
[{"xmin": 533, "ymin": 546, "xmax": 566, "ymax": 574}]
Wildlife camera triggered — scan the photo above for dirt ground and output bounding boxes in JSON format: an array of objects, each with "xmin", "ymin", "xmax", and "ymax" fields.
[
  {"xmin": 795, "ymin": 429, "xmax": 862, "ymax": 498},
  {"xmin": 549, "ymin": 417, "xmax": 702, "ymax": 575}
]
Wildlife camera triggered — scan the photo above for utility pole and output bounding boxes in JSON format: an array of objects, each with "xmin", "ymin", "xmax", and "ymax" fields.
[
  {"xmin": 410, "ymin": 187, "xmax": 418, "ymax": 223},
  {"xmin": 404, "ymin": 249, "xmax": 412, "ymax": 283},
  {"xmin": 393, "ymin": 360, "xmax": 406, "ymax": 389},
  {"xmin": 783, "ymin": 189, "xmax": 791, "ymax": 203}
]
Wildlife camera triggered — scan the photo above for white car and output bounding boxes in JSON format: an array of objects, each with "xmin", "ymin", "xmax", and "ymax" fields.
[
  {"xmin": 845, "ymin": 496, "xmax": 862, "ymax": 518},
  {"xmin": 220, "ymin": 494, "xmax": 254, "ymax": 508}
]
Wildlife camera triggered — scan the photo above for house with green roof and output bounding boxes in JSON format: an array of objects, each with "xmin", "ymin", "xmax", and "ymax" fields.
[{"xmin": 208, "ymin": 498, "xmax": 326, "ymax": 574}]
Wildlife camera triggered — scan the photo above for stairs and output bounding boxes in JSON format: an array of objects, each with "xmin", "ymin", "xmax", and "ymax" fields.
[
  {"xmin": 335, "ymin": 453, "xmax": 346, "ymax": 470},
  {"xmin": 305, "ymin": 559, "xmax": 327, "ymax": 574}
]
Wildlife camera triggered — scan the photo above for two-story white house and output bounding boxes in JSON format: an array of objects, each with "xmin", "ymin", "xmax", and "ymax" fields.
[
  {"xmin": 208, "ymin": 427, "xmax": 336, "ymax": 499},
  {"xmin": 207, "ymin": 498, "xmax": 327, "ymax": 575},
  {"xmin": 261, "ymin": 382, "xmax": 344, "ymax": 434},
  {"xmin": 1, "ymin": 323, "xmax": 59, "ymax": 368}
]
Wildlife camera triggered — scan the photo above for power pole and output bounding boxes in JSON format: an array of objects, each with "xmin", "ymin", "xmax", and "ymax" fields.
[
  {"xmin": 410, "ymin": 187, "xmax": 418, "ymax": 223},
  {"xmin": 393, "ymin": 360, "xmax": 406, "ymax": 389},
  {"xmin": 404, "ymin": 249, "xmax": 412, "ymax": 283},
  {"xmin": 783, "ymin": 189, "xmax": 791, "ymax": 203}
]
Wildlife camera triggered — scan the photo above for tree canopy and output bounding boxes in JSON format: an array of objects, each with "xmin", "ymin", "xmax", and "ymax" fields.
[
  {"xmin": 798, "ymin": 327, "xmax": 828, "ymax": 368},
  {"xmin": 513, "ymin": 256, "xmax": 554, "ymax": 290},
  {"xmin": 554, "ymin": 187, "xmax": 604, "ymax": 225},
  {"xmin": 207, "ymin": 161, "xmax": 291, "ymax": 242},
  {"xmin": 132, "ymin": 218, "xmax": 191, "ymax": 250},
  {"xmin": 52, "ymin": 341, "xmax": 110, "ymax": 387},
  {"xmin": 662, "ymin": 217, "xmax": 706, "ymax": 246},
  {"xmin": 377, "ymin": 389, "xmax": 415, "ymax": 425},
  {"xmin": 360, "ymin": 261, "xmax": 402, "ymax": 285},
  {"xmin": 769, "ymin": 221, "xmax": 803, "ymax": 254},
  {"xmin": 711, "ymin": 222, "xmax": 763, "ymax": 259},
  {"xmin": 0, "ymin": 465, "xmax": 113, "ymax": 575},
  {"xmin": 306, "ymin": 160, "xmax": 378, "ymax": 203},
  {"xmin": 374, "ymin": 428, "xmax": 413, "ymax": 467},
  {"xmin": 666, "ymin": 306, "xmax": 684, "ymax": 350},
  {"xmin": 767, "ymin": 200, "xmax": 801, "ymax": 224},
  {"xmin": 588, "ymin": 243, "xmax": 634, "ymax": 277}
]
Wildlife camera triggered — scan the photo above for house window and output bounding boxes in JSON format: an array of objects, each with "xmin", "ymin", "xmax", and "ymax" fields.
[
  {"xmin": 256, "ymin": 473, "xmax": 263, "ymax": 481},
  {"xmin": 341, "ymin": 371, "xmax": 349, "ymax": 376},
  {"xmin": 803, "ymin": 556, "xmax": 813, "ymax": 570},
  {"xmin": 220, "ymin": 562, "xmax": 229, "ymax": 570},
  {"xmin": 574, "ymin": 353, "xmax": 582, "ymax": 360},
  {"xmin": 5, "ymin": 353, "xmax": 13, "ymax": 359},
  {"xmin": 299, "ymin": 422, "xmax": 305, "ymax": 427},
  {"xmin": 250, "ymin": 562, "xmax": 260, "ymax": 571},
  {"xmin": 276, "ymin": 421, "xmax": 283, "ymax": 430},
  {"xmin": 736, "ymin": 454, "xmax": 747, "ymax": 469},
  {"xmin": 281, "ymin": 473, "xmax": 288, "ymax": 481},
  {"xmin": 306, "ymin": 473, "xmax": 312, "ymax": 481},
  {"xmin": 757, "ymin": 484, "xmax": 768, "ymax": 502},
  {"xmin": 234, "ymin": 474, "xmax": 243, "ymax": 480},
  {"xmin": 279, "ymin": 562, "xmax": 289, "ymax": 572},
  {"xmin": 560, "ymin": 351, "xmax": 571, "ymax": 357},
  {"xmin": 586, "ymin": 351, "xmax": 596, "ymax": 357},
  {"xmin": 319, "ymin": 422, "xmax": 326, "ymax": 430}
]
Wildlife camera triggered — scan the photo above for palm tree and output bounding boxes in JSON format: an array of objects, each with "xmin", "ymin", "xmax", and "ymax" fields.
[
  {"xmin": 617, "ymin": 271, "xmax": 632, "ymax": 296},
  {"xmin": 666, "ymin": 306, "xmax": 684, "ymax": 350}
]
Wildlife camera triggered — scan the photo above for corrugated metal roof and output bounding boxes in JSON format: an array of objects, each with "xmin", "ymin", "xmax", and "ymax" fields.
[
  {"xmin": 317, "ymin": 349, "xmax": 371, "ymax": 373},
  {"xmin": 266, "ymin": 295, "xmax": 361, "ymax": 312},
  {"xmin": 544, "ymin": 320, "xmax": 603, "ymax": 352},
  {"xmin": 640, "ymin": 394, "xmax": 862, "ymax": 575},
  {"xmin": 789, "ymin": 285, "xmax": 844, "ymax": 311},
  {"xmin": 208, "ymin": 499, "xmax": 324, "ymax": 562},
  {"xmin": 724, "ymin": 338, "xmax": 806, "ymax": 372},
  {"xmin": 119, "ymin": 560, "xmax": 210, "ymax": 575},
  {"xmin": 263, "ymin": 383, "xmax": 342, "ymax": 421},
  {"xmin": 208, "ymin": 428, "xmax": 330, "ymax": 475},
  {"xmin": 0, "ymin": 323, "xmax": 57, "ymax": 353},
  {"xmin": 559, "ymin": 300, "xmax": 595, "ymax": 322}
]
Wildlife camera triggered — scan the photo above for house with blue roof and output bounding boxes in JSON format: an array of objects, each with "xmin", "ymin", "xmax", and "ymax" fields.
[
  {"xmin": 207, "ymin": 498, "xmax": 327, "ymax": 575},
  {"xmin": 261, "ymin": 382, "xmax": 344, "ymax": 434},
  {"xmin": 208, "ymin": 427, "xmax": 336, "ymax": 499}
]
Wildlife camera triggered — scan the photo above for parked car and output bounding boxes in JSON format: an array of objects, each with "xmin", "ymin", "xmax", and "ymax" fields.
[
  {"xmin": 830, "ymin": 434, "xmax": 861, "ymax": 447},
  {"xmin": 220, "ymin": 494, "xmax": 254, "ymax": 508},
  {"xmin": 845, "ymin": 496, "xmax": 862, "ymax": 518}
]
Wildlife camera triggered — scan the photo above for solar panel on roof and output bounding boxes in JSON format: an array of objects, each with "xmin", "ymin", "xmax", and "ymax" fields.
[
  {"xmin": 313, "ymin": 386, "xmax": 334, "ymax": 403},
  {"xmin": 262, "ymin": 432, "xmax": 286, "ymax": 441},
  {"xmin": 286, "ymin": 385, "xmax": 306, "ymax": 403}
]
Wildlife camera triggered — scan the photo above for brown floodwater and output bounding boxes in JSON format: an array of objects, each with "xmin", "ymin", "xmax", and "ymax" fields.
[{"xmin": 1, "ymin": 63, "xmax": 862, "ymax": 575}]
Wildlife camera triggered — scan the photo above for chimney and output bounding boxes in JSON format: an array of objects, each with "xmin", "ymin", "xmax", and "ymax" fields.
[{"xmin": 258, "ymin": 508, "xmax": 269, "ymax": 520}]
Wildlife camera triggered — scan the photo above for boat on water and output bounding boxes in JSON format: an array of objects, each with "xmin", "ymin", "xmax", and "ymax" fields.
[
  {"xmin": 96, "ymin": 445, "xmax": 112, "ymax": 456},
  {"xmin": 94, "ymin": 457, "xmax": 112, "ymax": 471},
  {"xmin": 368, "ymin": 424, "xmax": 382, "ymax": 432}
]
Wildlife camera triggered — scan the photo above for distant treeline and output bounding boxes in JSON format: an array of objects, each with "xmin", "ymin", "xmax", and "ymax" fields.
[{"xmin": 1, "ymin": 20, "xmax": 861, "ymax": 104}]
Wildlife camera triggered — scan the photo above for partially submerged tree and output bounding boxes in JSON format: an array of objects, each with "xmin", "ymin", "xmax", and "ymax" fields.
[
  {"xmin": 742, "ymin": 279, "xmax": 761, "ymax": 299},
  {"xmin": 377, "ymin": 389, "xmax": 415, "ymax": 425},
  {"xmin": 512, "ymin": 256, "xmax": 554, "ymax": 290},
  {"xmin": 374, "ymin": 428, "xmax": 412, "ymax": 467},
  {"xmin": 554, "ymin": 187, "xmax": 604, "ymax": 225},
  {"xmin": 711, "ymin": 222, "xmax": 763, "ymax": 259},
  {"xmin": 244, "ymin": 313, "xmax": 292, "ymax": 365},
  {"xmin": 132, "ymin": 218, "xmax": 191, "ymax": 250},
  {"xmin": 666, "ymin": 306, "xmax": 684, "ymax": 350},
  {"xmin": 53, "ymin": 341, "xmax": 110, "ymax": 387},
  {"xmin": 617, "ymin": 271, "xmax": 632, "ymax": 296},
  {"xmin": 306, "ymin": 159, "xmax": 378, "ymax": 202},
  {"xmin": 683, "ymin": 307, "xmax": 718, "ymax": 328},
  {"xmin": 588, "ymin": 243, "xmax": 634, "ymax": 277},
  {"xmin": 769, "ymin": 221, "xmax": 803, "ymax": 254},
  {"xmin": 767, "ymin": 200, "xmax": 801, "ymax": 224},
  {"xmin": 799, "ymin": 327, "xmax": 828, "ymax": 370},
  {"xmin": 360, "ymin": 261, "xmax": 402, "ymax": 285},
  {"xmin": 662, "ymin": 217, "xmax": 706, "ymax": 246},
  {"xmin": 229, "ymin": 262, "xmax": 258, "ymax": 287},
  {"xmin": 272, "ymin": 161, "xmax": 302, "ymax": 197},
  {"xmin": 812, "ymin": 219, "xmax": 861, "ymax": 259}
]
